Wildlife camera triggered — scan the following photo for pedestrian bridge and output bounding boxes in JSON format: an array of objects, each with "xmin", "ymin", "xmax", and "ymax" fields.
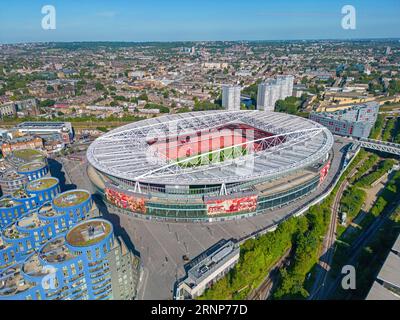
[{"xmin": 358, "ymin": 138, "xmax": 400, "ymax": 156}]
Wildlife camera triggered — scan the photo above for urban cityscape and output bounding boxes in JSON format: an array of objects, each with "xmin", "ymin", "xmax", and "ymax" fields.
[{"xmin": 0, "ymin": 0, "xmax": 400, "ymax": 310}]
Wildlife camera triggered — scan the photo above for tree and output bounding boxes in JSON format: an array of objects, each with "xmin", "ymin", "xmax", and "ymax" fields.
[
  {"xmin": 275, "ymin": 97, "xmax": 301, "ymax": 115},
  {"xmin": 95, "ymin": 82, "xmax": 105, "ymax": 91},
  {"xmin": 138, "ymin": 93, "xmax": 149, "ymax": 101}
]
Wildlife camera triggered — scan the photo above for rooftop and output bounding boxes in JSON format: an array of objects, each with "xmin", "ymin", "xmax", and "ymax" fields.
[
  {"xmin": 377, "ymin": 252, "xmax": 400, "ymax": 290},
  {"xmin": 40, "ymin": 237, "xmax": 75, "ymax": 264},
  {"xmin": 26, "ymin": 177, "xmax": 58, "ymax": 192},
  {"xmin": 38, "ymin": 202, "xmax": 62, "ymax": 217},
  {"xmin": 12, "ymin": 149, "xmax": 45, "ymax": 163},
  {"xmin": 0, "ymin": 197, "xmax": 22, "ymax": 208},
  {"xmin": 17, "ymin": 161, "xmax": 46, "ymax": 173},
  {"xmin": 53, "ymin": 190, "xmax": 90, "ymax": 208},
  {"xmin": 312, "ymin": 101, "xmax": 379, "ymax": 122},
  {"xmin": 366, "ymin": 281, "xmax": 400, "ymax": 300},
  {"xmin": 87, "ymin": 110, "xmax": 333, "ymax": 186},
  {"xmin": 12, "ymin": 189, "xmax": 31, "ymax": 200},
  {"xmin": 66, "ymin": 219, "xmax": 112, "ymax": 247},
  {"xmin": 0, "ymin": 170, "xmax": 26, "ymax": 182},
  {"xmin": 22, "ymin": 254, "xmax": 51, "ymax": 278},
  {"xmin": 3, "ymin": 224, "xmax": 24, "ymax": 240},
  {"xmin": 16, "ymin": 122, "xmax": 71, "ymax": 129},
  {"xmin": 0, "ymin": 264, "xmax": 35, "ymax": 297},
  {"xmin": 186, "ymin": 240, "xmax": 239, "ymax": 285},
  {"xmin": 17, "ymin": 212, "xmax": 47, "ymax": 230}
]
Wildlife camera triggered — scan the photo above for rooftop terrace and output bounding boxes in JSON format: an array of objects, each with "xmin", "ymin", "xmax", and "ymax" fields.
[
  {"xmin": 0, "ymin": 197, "xmax": 21, "ymax": 209},
  {"xmin": 18, "ymin": 161, "xmax": 46, "ymax": 173},
  {"xmin": 0, "ymin": 264, "xmax": 35, "ymax": 297},
  {"xmin": 27, "ymin": 177, "xmax": 58, "ymax": 192},
  {"xmin": 0, "ymin": 170, "xmax": 26, "ymax": 182},
  {"xmin": 3, "ymin": 224, "xmax": 25, "ymax": 240},
  {"xmin": 40, "ymin": 237, "xmax": 75, "ymax": 264},
  {"xmin": 53, "ymin": 190, "xmax": 90, "ymax": 208},
  {"xmin": 66, "ymin": 220, "xmax": 112, "ymax": 247},
  {"xmin": 17, "ymin": 212, "xmax": 47, "ymax": 230},
  {"xmin": 38, "ymin": 202, "xmax": 62, "ymax": 218},
  {"xmin": 22, "ymin": 254, "xmax": 51, "ymax": 278},
  {"xmin": 12, "ymin": 189, "xmax": 31, "ymax": 200}
]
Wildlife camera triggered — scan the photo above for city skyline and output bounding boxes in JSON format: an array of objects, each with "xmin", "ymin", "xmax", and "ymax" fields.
[{"xmin": 1, "ymin": 0, "xmax": 400, "ymax": 44}]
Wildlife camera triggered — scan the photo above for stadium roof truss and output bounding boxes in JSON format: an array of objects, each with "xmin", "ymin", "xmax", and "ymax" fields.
[{"xmin": 87, "ymin": 111, "xmax": 334, "ymax": 185}]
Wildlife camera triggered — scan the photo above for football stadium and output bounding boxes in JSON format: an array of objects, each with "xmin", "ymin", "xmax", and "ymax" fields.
[{"xmin": 87, "ymin": 110, "xmax": 334, "ymax": 222}]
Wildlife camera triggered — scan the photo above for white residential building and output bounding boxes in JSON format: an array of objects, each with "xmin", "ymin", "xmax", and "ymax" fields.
[
  {"xmin": 257, "ymin": 75, "xmax": 294, "ymax": 112},
  {"xmin": 222, "ymin": 85, "xmax": 241, "ymax": 111}
]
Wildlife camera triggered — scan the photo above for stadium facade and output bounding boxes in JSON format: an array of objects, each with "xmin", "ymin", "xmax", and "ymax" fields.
[{"xmin": 87, "ymin": 110, "xmax": 334, "ymax": 222}]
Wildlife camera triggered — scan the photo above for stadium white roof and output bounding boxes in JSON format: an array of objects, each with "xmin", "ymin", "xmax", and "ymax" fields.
[{"xmin": 87, "ymin": 110, "xmax": 334, "ymax": 185}]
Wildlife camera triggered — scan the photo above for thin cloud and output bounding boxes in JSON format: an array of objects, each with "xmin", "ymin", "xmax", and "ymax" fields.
[
  {"xmin": 95, "ymin": 11, "xmax": 118, "ymax": 18},
  {"xmin": 255, "ymin": 12, "xmax": 337, "ymax": 17}
]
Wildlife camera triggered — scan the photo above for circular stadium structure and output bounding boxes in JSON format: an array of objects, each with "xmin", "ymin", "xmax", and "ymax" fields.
[{"xmin": 87, "ymin": 110, "xmax": 334, "ymax": 221}]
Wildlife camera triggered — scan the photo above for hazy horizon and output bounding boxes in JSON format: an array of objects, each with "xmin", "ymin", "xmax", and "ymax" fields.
[{"xmin": 1, "ymin": 0, "xmax": 399, "ymax": 44}]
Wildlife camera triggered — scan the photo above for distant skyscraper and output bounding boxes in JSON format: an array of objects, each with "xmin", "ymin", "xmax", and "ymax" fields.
[
  {"xmin": 257, "ymin": 75, "xmax": 294, "ymax": 112},
  {"xmin": 222, "ymin": 85, "xmax": 241, "ymax": 111}
]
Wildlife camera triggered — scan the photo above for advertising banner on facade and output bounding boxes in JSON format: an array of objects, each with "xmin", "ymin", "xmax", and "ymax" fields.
[
  {"xmin": 105, "ymin": 187, "xmax": 147, "ymax": 214},
  {"xmin": 320, "ymin": 161, "xmax": 331, "ymax": 184},
  {"xmin": 205, "ymin": 195, "xmax": 258, "ymax": 216}
]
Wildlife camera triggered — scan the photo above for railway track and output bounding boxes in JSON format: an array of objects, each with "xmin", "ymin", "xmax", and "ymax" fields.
[
  {"xmin": 310, "ymin": 159, "xmax": 364, "ymax": 299},
  {"xmin": 247, "ymin": 249, "xmax": 291, "ymax": 300}
]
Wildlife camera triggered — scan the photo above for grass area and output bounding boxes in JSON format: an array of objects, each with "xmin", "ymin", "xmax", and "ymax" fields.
[
  {"xmin": 369, "ymin": 114, "xmax": 385, "ymax": 140},
  {"xmin": 27, "ymin": 178, "xmax": 58, "ymax": 191},
  {"xmin": 53, "ymin": 191, "xmax": 90, "ymax": 207},
  {"xmin": 381, "ymin": 117, "xmax": 397, "ymax": 142},
  {"xmin": 66, "ymin": 221, "xmax": 111, "ymax": 247},
  {"xmin": 340, "ymin": 186, "xmax": 366, "ymax": 221},
  {"xmin": 349, "ymin": 152, "xmax": 379, "ymax": 183},
  {"xmin": 354, "ymin": 159, "xmax": 395, "ymax": 188},
  {"xmin": 96, "ymin": 126, "xmax": 110, "ymax": 132},
  {"xmin": 177, "ymin": 146, "xmax": 248, "ymax": 168},
  {"xmin": 18, "ymin": 161, "xmax": 45, "ymax": 172},
  {"xmin": 394, "ymin": 117, "xmax": 400, "ymax": 144},
  {"xmin": 12, "ymin": 149, "xmax": 44, "ymax": 162}
]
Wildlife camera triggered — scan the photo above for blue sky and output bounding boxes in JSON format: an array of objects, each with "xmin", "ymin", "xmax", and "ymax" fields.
[{"xmin": 0, "ymin": 0, "xmax": 399, "ymax": 43}]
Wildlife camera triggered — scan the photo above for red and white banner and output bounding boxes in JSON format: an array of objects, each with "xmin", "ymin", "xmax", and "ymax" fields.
[
  {"xmin": 105, "ymin": 188, "xmax": 147, "ymax": 214},
  {"xmin": 320, "ymin": 161, "xmax": 331, "ymax": 184},
  {"xmin": 206, "ymin": 195, "xmax": 258, "ymax": 216}
]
